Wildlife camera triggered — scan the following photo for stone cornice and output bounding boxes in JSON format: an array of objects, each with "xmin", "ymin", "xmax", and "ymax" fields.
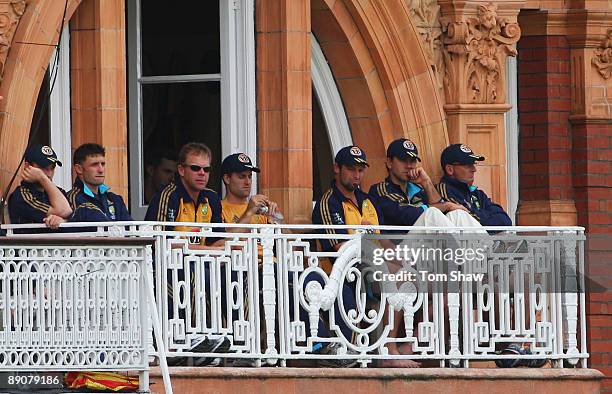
[
  {"xmin": 519, "ymin": 8, "xmax": 612, "ymax": 47},
  {"xmin": 569, "ymin": 114, "xmax": 612, "ymax": 124},
  {"xmin": 444, "ymin": 103, "xmax": 512, "ymax": 113}
]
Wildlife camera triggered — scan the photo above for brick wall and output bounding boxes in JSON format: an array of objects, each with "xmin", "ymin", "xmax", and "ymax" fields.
[
  {"xmin": 518, "ymin": 35, "xmax": 573, "ymax": 202},
  {"xmin": 519, "ymin": 34, "xmax": 612, "ymax": 392}
]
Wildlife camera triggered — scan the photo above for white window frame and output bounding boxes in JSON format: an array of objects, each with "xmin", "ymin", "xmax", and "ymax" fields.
[
  {"xmin": 49, "ymin": 26, "xmax": 72, "ymax": 191},
  {"xmin": 505, "ymin": 55, "xmax": 519, "ymax": 224},
  {"xmin": 311, "ymin": 33, "xmax": 352, "ymax": 157},
  {"xmin": 127, "ymin": 0, "xmax": 256, "ymax": 219}
]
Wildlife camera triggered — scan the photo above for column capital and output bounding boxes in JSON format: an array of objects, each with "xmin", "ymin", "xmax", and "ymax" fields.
[{"xmin": 440, "ymin": 2, "xmax": 522, "ymax": 104}]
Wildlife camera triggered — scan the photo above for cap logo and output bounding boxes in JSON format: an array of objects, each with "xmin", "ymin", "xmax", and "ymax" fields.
[
  {"xmin": 460, "ymin": 144, "xmax": 472, "ymax": 153},
  {"xmin": 350, "ymin": 147, "xmax": 362, "ymax": 156},
  {"xmin": 41, "ymin": 146, "xmax": 53, "ymax": 156},
  {"xmin": 237, "ymin": 153, "xmax": 250, "ymax": 163},
  {"xmin": 403, "ymin": 140, "xmax": 415, "ymax": 151}
]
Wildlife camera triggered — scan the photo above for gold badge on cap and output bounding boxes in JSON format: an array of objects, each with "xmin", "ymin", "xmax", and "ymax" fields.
[{"xmin": 350, "ymin": 147, "xmax": 362, "ymax": 156}]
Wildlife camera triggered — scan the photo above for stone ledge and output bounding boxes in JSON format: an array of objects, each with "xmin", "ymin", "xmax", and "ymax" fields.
[
  {"xmin": 150, "ymin": 367, "xmax": 604, "ymax": 381},
  {"xmin": 148, "ymin": 367, "xmax": 604, "ymax": 394}
]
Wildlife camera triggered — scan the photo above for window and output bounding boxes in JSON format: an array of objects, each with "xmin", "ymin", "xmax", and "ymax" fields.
[
  {"xmin": 29, "ymin": 26, "xmax": 72, "ymax": 191},
  {"xmin": 127, "ymin": 1, "xmax": 256, "ymax": 219}
]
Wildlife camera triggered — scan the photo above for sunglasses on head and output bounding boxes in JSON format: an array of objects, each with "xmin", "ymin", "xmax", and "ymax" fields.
[{"xmin": 184, "ymin": 164, "xmax": 212, "ymax": 173}]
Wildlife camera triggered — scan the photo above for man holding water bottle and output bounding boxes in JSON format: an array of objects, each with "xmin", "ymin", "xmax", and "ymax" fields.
[{"xmin": 220, "ymin": 152, "xmax": 284, "ymax": 225}]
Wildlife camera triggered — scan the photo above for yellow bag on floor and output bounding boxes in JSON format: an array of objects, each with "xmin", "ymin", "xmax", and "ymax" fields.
[{"xmin": 64, "ymin": 372, "xmax": 139, "ymax": 392}]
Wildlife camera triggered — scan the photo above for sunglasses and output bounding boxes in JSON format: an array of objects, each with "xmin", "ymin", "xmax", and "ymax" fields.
[{"xmin": 184, "ymin": 164, "xmax": 212, "ymax": 173}]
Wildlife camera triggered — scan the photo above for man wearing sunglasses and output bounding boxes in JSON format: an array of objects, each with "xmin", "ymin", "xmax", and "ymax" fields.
[
  {"xmin": 8, "ymin": 144, "xmax": 72, "ymax": 229},
  {"xmin": 437, "ymin": 144, "xmax": 512, "ymax": 226},
  {"xmin": 145, "ymin": 142, "xmax": 223, "ymax": 235},
  {"xmin": 145, "ymin": 142, "xmax": 229, "ymax": 366}
]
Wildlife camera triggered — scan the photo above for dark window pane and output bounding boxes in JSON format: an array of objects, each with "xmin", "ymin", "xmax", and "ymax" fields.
[
  {"xmin": 141, "ymin": 1, "xmax": 220, "ymax": 76},
  {"xmin": 141, "ymin": 81, "xmax": 222, "ymax": 199},
  {"xmin": 29, "ymin": 70, "xmax": 50, "ymax": 147},
  {"xmin": 312, "ymin": 85, "xmax": 333, "ymax": 201}
]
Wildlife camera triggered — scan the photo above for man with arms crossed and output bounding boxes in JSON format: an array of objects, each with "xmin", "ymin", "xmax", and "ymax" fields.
[{"xmin": 369, "ymin": 138, "xmax": 482, "ymax": 228}]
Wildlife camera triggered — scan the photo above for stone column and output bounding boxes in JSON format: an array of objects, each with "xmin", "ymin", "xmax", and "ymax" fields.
[
  {"xmin": 256, "ymin": 0, "xmax": 312, "ymax": 223},
  {"xmin": 70, "ymin": 0, "xmax": 128, "ymax": 200},
  {"xmin": 439, "ymin": 1, "xmax": 524, "ymax": 207}
]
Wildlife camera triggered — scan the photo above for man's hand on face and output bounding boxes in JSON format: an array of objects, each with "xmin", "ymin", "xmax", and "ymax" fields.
[
  {"xmin": 22, "ymin": 164, "xmax": 47, "ymax": 184},
  {"xmin": 43, "ymin": 214, "xmax": 65, "ymax": 230},
  {"xmin": 407, "ymin": 167, "xmax": 431, "ymax": 186}
]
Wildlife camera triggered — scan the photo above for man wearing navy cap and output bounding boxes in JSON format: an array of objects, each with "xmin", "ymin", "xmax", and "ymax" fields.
[
  {"xmin": 313, "ymin": 145, "xmax": 383, "ymax": 251},
  {"xmin": 8, "ymin": 144, "xmax": 72, "ymax": 229},
  {"xmin": 437, "ymin": 144, "xmax": 512, "ymax": 226},
  {"xmin": 369, "ymin": 138, "xmax": 481, "ymax": 227},
  {"xmin": 309, "ymin": 145, "xmax": 380, "ymax": 367},
  {"xmin": 220, "ymin": 153, "xmax": 283, "ymax": 225}
]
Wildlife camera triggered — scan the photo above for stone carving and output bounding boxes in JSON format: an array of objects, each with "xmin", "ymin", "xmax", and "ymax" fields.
[
  {"xmin": 441, "ymin": 3, "xmax": 520, "ymax": 104},
  {"xmin": 592, "ymin": 29, "xmax": 612, "ymax": 80},
  {"xmin": 406, "ymin": 0, "xmax": 444, "ymax": 90},
  {"xmin": 0, "ymin": 0, "xmax": 27, "ymax": 80}
]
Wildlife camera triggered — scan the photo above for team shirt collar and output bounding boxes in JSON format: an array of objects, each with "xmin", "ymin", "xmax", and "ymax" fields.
[
  {"xmin": 75, "ymin": 177, "xmax": 110, "ymax": 198},
  {"xmin": 175, "ymin": 177, "xmax": 208, "ymax": 205},
  {"xmin": 331, "ymin": 181, "xmax": 369, "ymax": 207},
  {"xmin": 442, "ymin": 175, "xmax": 476, "ymax": 193}
]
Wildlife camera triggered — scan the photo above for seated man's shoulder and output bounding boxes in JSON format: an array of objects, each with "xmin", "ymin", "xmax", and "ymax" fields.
[
  {"xmin": 203, "ymin": 188, "xmax": 222, "ymax": 205},
  {"xmin": 107, "ymin": 191, "xmax": 127, "ymax": 205},
  {"xmin": 367, "ymin": 180, "xmax": 387, "ymax": 196},
  {"xmin": 152, "ymin": 182, "xmax": 178, "ymax": 202},
  {"xmin": 314, "ymin": 188, "xmax": 337, "ymax": 209}
]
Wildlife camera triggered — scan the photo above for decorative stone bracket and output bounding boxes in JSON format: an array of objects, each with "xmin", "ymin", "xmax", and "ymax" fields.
[
  {"xmin": 0, "ymin": 0, "xmax": 26, "ymax": 81},
  {"xmin": 592, "ymin": 28, "xmax": 612, "ymax": 80},
  {"xmin": 441, "ymin": 3, "xmax": 521, "ymax": 104},
  {"xmin": 406, "ymin": 0, "xmax": 445, "ymax": 91}
]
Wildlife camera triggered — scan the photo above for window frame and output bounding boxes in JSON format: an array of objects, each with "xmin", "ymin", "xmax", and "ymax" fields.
[
  {"xmin": 127, "ymin": 0, "xmax": 256, "ymax": 219},
  {"xmin": 49, "ymin": 26, "xmax": 72, "ymax": 191}
]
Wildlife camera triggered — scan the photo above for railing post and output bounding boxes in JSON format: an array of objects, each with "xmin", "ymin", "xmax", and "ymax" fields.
[
  {"xmin": 261, "ymin": 227, "xmax": 278, "ymax": 363},
  {"xmin": 561, "ymin": 232, "xmax": 580, "ymax": 365}
]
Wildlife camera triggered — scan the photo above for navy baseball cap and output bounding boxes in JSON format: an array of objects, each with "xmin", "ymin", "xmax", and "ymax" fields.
[
  {"xmin": 441, "ymin": 144, "xmax": 485, "ymax": 166},
  {"xmin": 24, "ymin": 145, "xmax": 62, "ymax": 167},
  {"xmin": 386, "ymin": 138, "xmax": 421, "ymax": 162},
  {"xmin": 335, "ymin": 145, "xmax": 369, "ymax": 167},
  {"xmin": 221, "ymin": 153, "xmax": 260, "ymax": 174}
]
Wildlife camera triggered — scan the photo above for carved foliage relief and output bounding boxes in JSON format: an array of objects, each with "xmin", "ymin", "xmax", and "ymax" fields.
[
  {"xmin": 0, "ymin": 0, "xmax": 27, "ymax": 80},
  {"xmin": 592, "ymin": 28, "xmax": 612, "ymax": 80},
  {"xmin": 406, "ymin": 0, "xmax": 444, "ymax": 90},
  {"xmin": 441, "ymin": 3, "xmax": 520, "ymax": 104}
]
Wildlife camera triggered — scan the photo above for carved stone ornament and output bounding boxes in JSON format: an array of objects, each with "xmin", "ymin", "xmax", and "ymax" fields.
[
  {"xmin": 592, "ymin": 28, "xmax": 612, "ymax": 80},
  {"xmin": 0, "ymin": 0, "xmax": 27, "ymax": 80},
  {"xmin": 441, "ymin": 3, "xmax": 521, "ymax": 104},
  {"xmin": 406, "ymin": 0, "xmax": 444, "ymax": 90}
]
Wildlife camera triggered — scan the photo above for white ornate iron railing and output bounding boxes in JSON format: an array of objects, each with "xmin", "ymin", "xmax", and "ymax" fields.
[
  {"xmin": 2, "ymin": 222, "xmax": 589, "ymax": 392},
  {"xmin": 0, "ymin": 236, "xmax": 157, "ymax": 392}
]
